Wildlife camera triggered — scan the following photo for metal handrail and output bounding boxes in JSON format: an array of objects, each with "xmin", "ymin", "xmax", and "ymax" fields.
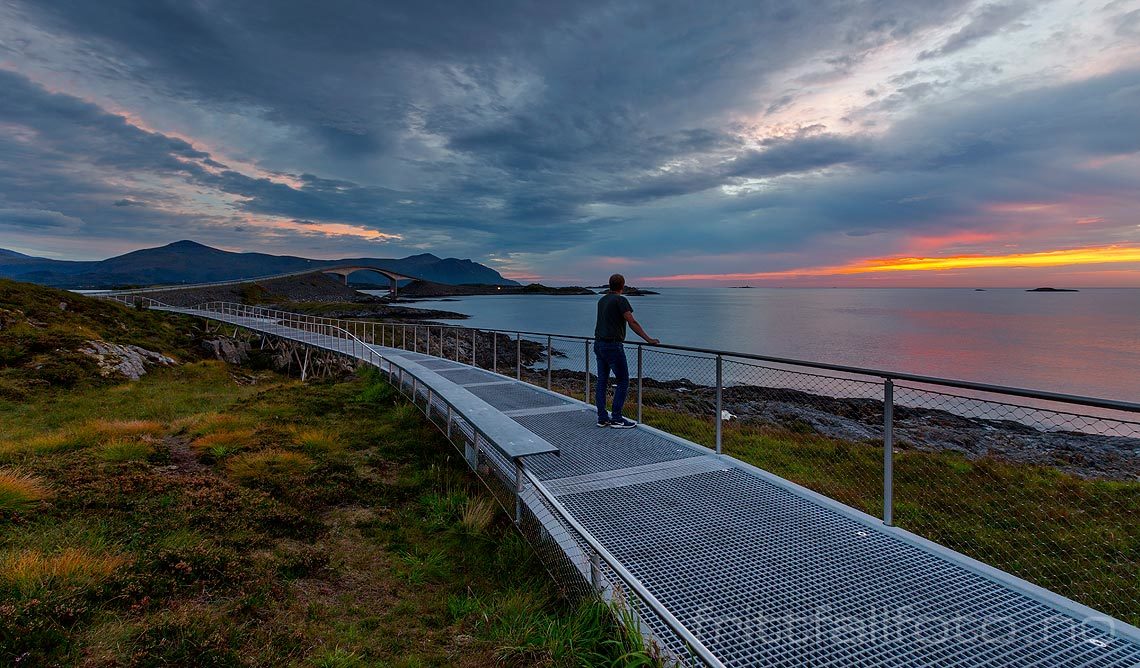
[
  {"xmin": 121, "ymin": 296, "xmax": 1138, "ymax": 413},
  {"xmin": 439, "ymin": 326, "xmax": 1140, "ymax": 414}
]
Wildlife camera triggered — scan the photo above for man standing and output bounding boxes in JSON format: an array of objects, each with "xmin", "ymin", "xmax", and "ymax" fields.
[{"xmin": 594, "ymin": 273, "xmax": 659, "ymax": 428}]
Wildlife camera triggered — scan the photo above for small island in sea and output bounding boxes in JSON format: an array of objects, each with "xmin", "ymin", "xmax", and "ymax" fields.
[{"xmin": 1027, "ymin": 287, "xmax": 1080, "ymax": 292}]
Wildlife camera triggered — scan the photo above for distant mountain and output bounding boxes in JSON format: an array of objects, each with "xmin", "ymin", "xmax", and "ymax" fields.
[{"xmin": 0, "ymin": 240, "xmax": 519, "ymax": 289}]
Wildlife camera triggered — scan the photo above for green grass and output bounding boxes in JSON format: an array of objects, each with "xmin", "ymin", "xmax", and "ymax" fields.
[{"xmin": 0, "ymin": 338, "xmax": 655, "ymax": 666}]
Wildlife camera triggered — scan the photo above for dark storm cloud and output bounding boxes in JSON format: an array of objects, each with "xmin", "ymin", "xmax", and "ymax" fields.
[
  {"xmin": 575, "ymin": 68, "xmax": 1140, "ymax": 263},
  {"xmin": 2, "ymin": 0, "xmax": 1138, "ymax": 277},
  {"xmin": 0, "ymin": 208, "xmax": 83, "ymax": 231}
]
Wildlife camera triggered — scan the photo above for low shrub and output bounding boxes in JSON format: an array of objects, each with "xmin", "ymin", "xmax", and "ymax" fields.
[
  {"xmin": 181, "ymin": 413, "xmax": 252, "ymax": 438},
  {"xmin": 289, "ymin": 427, "xmax": 342, "ymax": 456},
  {"xmin": 460, "ymin": 497, "xmax": 497, "ymax": 535},
  {"xmin": 0, "ymin": 427, "xmax": 101, "ymax": 460},
  {"xmin": 0, "ymin": 469, "xmax": 49, "ymax": 512},
  {"xmin": 0, "ymin": 547, "xmax": 128, "ymax": 596},
  {"xmin": 192, "ymin": 428, "xmax": 258, "ymax": 460},
  {"xmin": 227, "ymin": 450, "xmax": 313, "ymax": 487},
  {"xmin": 85, "ymin": 419, "xmax": 166, "ymax": 442},
  {"xmin": 97, "ymin": 440, "xmax": 153, "ymax": 463}
]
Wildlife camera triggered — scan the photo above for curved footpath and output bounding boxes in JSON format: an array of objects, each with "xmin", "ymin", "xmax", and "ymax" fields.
[{"xmin": 157, "ymin": 304, "xmax": 1140, "ymax": 668}]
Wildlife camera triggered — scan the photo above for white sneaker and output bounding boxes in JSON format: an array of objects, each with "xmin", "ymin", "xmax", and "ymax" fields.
[{"xmin": 610, "ymin": 418, "xmax": 637, "ymax": 429}]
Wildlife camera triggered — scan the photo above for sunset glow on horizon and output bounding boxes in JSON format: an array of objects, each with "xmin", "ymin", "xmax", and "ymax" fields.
[{"xmin": 643, "ymin": 245, "xmax": 1140, "ymax": 284}]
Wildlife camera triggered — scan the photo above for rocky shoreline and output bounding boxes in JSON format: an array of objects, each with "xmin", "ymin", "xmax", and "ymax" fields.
[
  {"xmin": 537, "ymin": 368, "xmax": 1138, "ymax": 481},
  {"xmin": 649, "ymin": 379, "xmax": 1139, "ymax": 481}
]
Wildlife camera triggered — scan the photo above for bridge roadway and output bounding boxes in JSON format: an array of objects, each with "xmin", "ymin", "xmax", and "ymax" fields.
[{"xmin": 165, "ymin": 305, "xmax": 1140, "ymax": 668}]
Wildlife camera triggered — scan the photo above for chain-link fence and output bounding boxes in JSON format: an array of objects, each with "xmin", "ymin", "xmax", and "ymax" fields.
[{"xmin": 891, "ymin": 383, "xmax": 1140, "ymax": 626}]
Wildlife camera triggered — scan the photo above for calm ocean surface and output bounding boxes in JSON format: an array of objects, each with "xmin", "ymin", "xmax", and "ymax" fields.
[{"xmin": 370, "ymin": 288, "xmax": 1140, "ymax": 402}]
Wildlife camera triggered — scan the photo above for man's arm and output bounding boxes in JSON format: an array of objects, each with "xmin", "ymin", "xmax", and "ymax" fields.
[{"xmin": 624, "ymin": 311, "xmax": 659, "ymax": 345}]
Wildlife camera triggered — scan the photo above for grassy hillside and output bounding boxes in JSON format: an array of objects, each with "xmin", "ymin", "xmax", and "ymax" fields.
[
  {"xmin": 0, "ymin": 279, "xmax": 200, "ymax": 396},
  {"xmin": 0, "ymin": 281, "xmax": 649, "ymax": 666}
]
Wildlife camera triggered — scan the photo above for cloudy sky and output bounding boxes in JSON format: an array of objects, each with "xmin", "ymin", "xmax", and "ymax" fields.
[{"xmin": 1, "ymin": 0, "xmax": 1138, "ymax": 285}]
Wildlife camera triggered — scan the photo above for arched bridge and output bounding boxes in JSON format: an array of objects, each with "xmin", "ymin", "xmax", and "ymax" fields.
[
  {"xmin": 96, "ymin": 264, "xmax": 427, "ymax": 297},
  {"xmin": 314, "ymin": 265, "xmax": 422, "ymax": 297}
]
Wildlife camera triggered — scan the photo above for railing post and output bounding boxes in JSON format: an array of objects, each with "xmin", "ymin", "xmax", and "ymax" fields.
[
  {"xmin": 440, "ymin": 327, "xmax": 444, "ymax": 358},
  {"xmin": 589, "ymin": 550, "xmax": 602, "ymax": 591},
  {"xmin": 883, "ymin": 378, "xmax": 894, "ymax": 526},
  {"xmin": 426, "ymin": 327, "xmax": 431, "ymax": 356},
  {"xmin": 514, "ymin": 459, "xmax": 524, "ymax": 524},
  {"xmin": 715, "ymin": 354, "xmax": 723, "ymax": 455},
  {"xmin": 516, "ymin": 332, "xmax": 521, "ymax": 380},
  {"xmin": 637, "ymin": 344, "xmax": 643, "ymax": 424},
  {"xmin": 402, "ymin": 324, "xmax": 406, "ymax": 350},
  {"xmin": 471, "ymin": 329, "xmax": 477, "ymax": 366},
  {"xmin": 493, "ymin": 333, "xmax": 498, "ymax": 373},
  {"xmin": 546, "ymin": 336, "xmax": 552, "ymax": 390},
  {"xmin": 584, "ymin": 339, "xmax": 591, "ymax": 403},
  {"xmin": 466, "ymin": 432, "xmax": 478, "ymax": 469},
  {"xmin": 455, "ymin": 328, "xmax": 460, "ymax": 362}
]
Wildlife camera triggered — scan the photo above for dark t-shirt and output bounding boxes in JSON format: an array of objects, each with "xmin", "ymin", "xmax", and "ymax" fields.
[{"xmin": 594, "ymin": 293, "xmax": 633, "ymax": 341}]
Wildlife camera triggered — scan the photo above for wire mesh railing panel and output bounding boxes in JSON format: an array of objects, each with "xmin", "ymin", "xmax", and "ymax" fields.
[
  {"xmin": 637, "ymin": 348, "xmax": 719, "ymax": 448},
  {"xmin": 517, "ymin": 333, "xmax": 551, "ymax": 389},
  {"xmin": 721, "ymin": 358, "xmax": 885, "ymax": 516},
  {"xmin": 548, "ymin": 335, "xmax": 593, "ymax": 404},
  {"xmin": 893, "ymin": 384, "xmax": 1140, "ymax": 626}
]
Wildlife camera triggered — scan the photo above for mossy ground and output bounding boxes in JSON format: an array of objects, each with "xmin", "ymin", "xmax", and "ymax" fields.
[
  {"xmin": 0, "ymin": 364, "xmax": 654, "ymax": 666},
  {"xmin": 0, "ymin": 278, "xmax": 201, "ymax": 398}
]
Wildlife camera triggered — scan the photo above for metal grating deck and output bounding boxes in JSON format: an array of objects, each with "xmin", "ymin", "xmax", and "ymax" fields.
[
  {"xmin": 432, "ymin": 367, "xmax": 506, "ymax": 385},
  {"xmin": 517, "ymin": 410, "xmax": 707, "ymax": 481},
  {"xmin": 466, "ymin": 382, "xmax": 572, "ymax": 412},
  {"xmin": 559, "ymin": 468, "xmax": 1140, "ymax": 667},
  {"xmin": 160, "ymin": 306, "xmax": 1140, "ymax": 668}
]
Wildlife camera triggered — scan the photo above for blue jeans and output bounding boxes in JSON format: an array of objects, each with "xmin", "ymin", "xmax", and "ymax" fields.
[{"xmin": 594, "ymin": 340, "xmax": 629, "ymax": 421}]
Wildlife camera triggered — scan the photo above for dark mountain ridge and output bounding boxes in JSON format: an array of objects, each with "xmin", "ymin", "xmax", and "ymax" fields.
[{"xmin": 0, "ymin": 240, "xmax": 519, "ymax": 288}]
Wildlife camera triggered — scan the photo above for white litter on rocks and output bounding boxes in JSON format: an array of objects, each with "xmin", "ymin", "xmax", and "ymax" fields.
[{"xmin": 80, "ymin": 341, "xmax": 177, "ymax": 380}]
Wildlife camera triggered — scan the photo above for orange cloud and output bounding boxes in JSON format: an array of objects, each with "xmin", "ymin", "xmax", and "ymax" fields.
[
  {"xmin": 644, "ymin": 245, "xmax": 1140, "ymax": 282},
  {"xmin": 241, "ymin": 215, "xmax": 401, "ymax": 242},
  {"xmin": 904, "ymin": 231, "xmax": 998, "ymax": 252},
  {"xmin": 986, "ymin": 202, "xmax": 1058, "ymax": 214}
]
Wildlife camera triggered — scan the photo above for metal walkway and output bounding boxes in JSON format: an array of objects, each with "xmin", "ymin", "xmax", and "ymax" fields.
[{"xmin": 157, "ymin": 304, "xmax": 1140, "ymax": 667}]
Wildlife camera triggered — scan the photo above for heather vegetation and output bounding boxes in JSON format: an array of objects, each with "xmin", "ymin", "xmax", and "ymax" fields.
[{"xmin": 0, "ymin": 283, "xmax": 654, "ymax": 667}]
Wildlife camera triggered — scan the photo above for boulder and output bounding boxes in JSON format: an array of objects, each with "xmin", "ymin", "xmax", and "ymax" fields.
[
  {"xmin": 200, "ymin": 338, "xmax": 251, "ymax": 365},
  {"xmin": 80, "ymin": 341, "xmax": 177, "ymax": 380}
]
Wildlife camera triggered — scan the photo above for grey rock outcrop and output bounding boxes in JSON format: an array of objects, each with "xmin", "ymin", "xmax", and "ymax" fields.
[
  {"xmin": 80, "ymin": 341, "xmax": 177, "ymax": 380},
  {"xmin": 200, "ymin": 338, "xmax": 251, "ymax": 365}
]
